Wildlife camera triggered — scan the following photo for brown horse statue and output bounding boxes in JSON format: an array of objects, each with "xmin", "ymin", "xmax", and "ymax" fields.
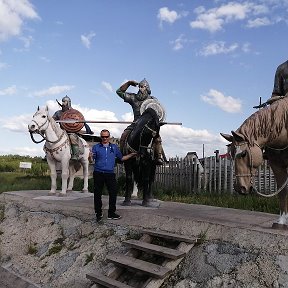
[{"xmin": 221, "ymin": 96, "xmax": 288, "ymax": 229}]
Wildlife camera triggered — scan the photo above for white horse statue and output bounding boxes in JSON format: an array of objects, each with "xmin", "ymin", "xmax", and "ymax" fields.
[{"xmin": 28, "ymin": 106, "xmax": 90, "ymax": 196}]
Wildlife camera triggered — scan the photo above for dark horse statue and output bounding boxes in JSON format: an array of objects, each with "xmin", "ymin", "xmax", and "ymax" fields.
[{"xmin": 122, "ymin": 108, "xmax": 161, "ymax": 206}]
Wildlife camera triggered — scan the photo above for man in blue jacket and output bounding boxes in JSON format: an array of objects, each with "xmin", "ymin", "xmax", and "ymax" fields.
[{"xmin": 92, "ymin": 129, "xmax": 136, "ymax": 222}]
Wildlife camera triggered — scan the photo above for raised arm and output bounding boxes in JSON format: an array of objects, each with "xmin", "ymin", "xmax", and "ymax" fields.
[{"xmin": 116, "ymin": 80, "xmax": 138, "ymax": 99}]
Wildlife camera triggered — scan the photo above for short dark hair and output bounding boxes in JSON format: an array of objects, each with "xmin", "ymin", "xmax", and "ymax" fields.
[{"xmin": 100, "ymin": 129, "xmax": 110, "ymax": 136}]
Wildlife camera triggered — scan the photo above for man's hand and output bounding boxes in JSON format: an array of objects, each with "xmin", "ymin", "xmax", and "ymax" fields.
[{"xmin": 129, "ymin": 80, "xmax": 138, "ymax": 87}]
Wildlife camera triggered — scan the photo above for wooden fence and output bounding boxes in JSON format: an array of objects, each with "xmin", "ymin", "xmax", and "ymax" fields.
[{"xmin": 115, "ymin": 156, "xmax": 277, "ymax": 195}]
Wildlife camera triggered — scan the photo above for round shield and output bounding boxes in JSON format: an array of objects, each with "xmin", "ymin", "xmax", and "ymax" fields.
[
  {"xmin": 60, "ymin": 108, "xmax": 85, "ymax": 133},
  {"xmin": 140, "ymin": 99, "xmax": 166, "ymax": 122}
]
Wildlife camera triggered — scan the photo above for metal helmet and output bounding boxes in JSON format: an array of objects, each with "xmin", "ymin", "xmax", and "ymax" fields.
[
  {"xmin": 62, "ymin": 96, "xmax": 71, "ymax": 109},
  {"xmin": 139, "ymin": 78, "xmax": 151, "ymax": 95}
]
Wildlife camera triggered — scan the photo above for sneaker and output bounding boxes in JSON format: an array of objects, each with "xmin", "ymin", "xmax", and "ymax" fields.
[
  {"xmin": 107, "ymin": 213, "xmax": 121, "ymax": 220},
  {"xmin": 96, "ymin": 213, "xmax": 103, "ymax": 222}
]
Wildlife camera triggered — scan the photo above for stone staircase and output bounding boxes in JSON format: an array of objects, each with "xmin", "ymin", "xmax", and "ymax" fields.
[{"xmin": 86, "ymin": 229, "xmax": 197, "ymax": 288}]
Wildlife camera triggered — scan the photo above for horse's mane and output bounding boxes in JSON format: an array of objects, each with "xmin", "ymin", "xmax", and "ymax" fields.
[
  {"xmin": 47, "ymin": 114, "xmax": 64, "ymax": 138},
  {"xmin": 238, "ymin": 97, "xmax": 288, "ymax": 144}
]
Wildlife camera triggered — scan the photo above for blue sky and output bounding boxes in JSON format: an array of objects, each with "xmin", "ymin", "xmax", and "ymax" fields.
[{"xmin": 0, "ymin": 0, "xmax": 287, "ymax": 158}]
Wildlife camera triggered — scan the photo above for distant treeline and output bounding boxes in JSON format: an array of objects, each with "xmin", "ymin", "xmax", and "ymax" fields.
[{"xmin": 0, "ymin": 155, "xmax": 48, "ymax": 176}]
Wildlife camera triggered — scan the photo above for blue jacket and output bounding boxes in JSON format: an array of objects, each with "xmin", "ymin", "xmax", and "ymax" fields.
[{"xmin": 92, "ymin": 143, "xmax": 123, "ymax": 173}]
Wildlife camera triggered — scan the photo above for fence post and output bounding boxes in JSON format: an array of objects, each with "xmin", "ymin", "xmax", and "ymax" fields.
[{"xmin": 218, "ymin": 158, "xmax": 222, "ymax": 194}]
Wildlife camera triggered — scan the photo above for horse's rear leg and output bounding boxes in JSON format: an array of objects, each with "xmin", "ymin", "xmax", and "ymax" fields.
[
  {"xmin": 60, "ymin": 161, "xmax": 69, "ymax": 196},
  {"xmin": 67, "ymin": 165, "xmax": 75, "ymax": 192},
  {"xmin": 81, "ymin": 160, "xmax": 89, "ymax": 193},
  {"xmin": 271, "ymin": 165, "xmax": 288, "ymax": 227},
  {"xmin": 47, "ymin": 158, "xmax": 57, "ymax": 195},
  {"xmin": 123, "ymin": 168, "xmax": 133, "ymax": 206},
  {"xmin": 142, "ymin": 183, "xmax": 152, "ymax": 207}
]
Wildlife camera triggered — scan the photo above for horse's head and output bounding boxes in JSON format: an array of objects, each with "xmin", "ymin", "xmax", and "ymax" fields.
[
  {"xmin": 128, "ymin": 108, "xmax": 160, "ymax": 153},
  {"xmin": 28, "ymin": 106, "xmax": 50, "ymax": 135},
  {"xmin": 221, "ymin": 131, "xmax": 263, "ymax": 195}
]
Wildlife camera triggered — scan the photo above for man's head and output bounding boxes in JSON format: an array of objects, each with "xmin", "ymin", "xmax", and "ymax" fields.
[
  {"xmin": 136, "ymin": 78, "xmax": 151, "ymax": 101},
  {"xmin": 61, "ymin": 96, "xmax": 71, "ymax": 111},
  {"xmin": 100, "ymin": 129, "xmax": 110, "ymax": 144}
]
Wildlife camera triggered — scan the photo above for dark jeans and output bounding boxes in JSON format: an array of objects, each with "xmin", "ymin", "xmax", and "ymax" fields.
[{"xmin": 93, "ymin": 171, "xmax": 117, "ymax": 216}]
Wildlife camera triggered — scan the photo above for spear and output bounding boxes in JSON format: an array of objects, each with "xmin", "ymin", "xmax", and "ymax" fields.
[{"xmin": 56, "ymin": 119, "xmax": 182, "ymax": 125}]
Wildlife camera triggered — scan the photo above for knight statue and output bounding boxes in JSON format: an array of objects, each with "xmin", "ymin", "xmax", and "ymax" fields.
[
  {"xmin": 52, "ymin": 96, "xmax": 93, "ymax": 160},
  {"xmin": 116, "ymin": 78, "xmax": 166, "ymax": 165}
]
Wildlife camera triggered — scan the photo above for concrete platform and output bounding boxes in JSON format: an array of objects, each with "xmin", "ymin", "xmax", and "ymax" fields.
[{"xmin": 0, "ymin": 189, "xmax": 283, "ymax": 235}]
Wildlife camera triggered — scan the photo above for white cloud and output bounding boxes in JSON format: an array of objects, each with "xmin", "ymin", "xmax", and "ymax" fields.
[
  {"xmin": 101, "ymin": 81, "xmax": 113, "ymax": 93},
  {"xmin": 190, "ymin": 2, "xmax": 268, "ymax": 32},
  {"xmin": 0, "ymin": 85, "xmax": 17, "ymax": 95},
  {"xmin": 158, "ymin": 7, "xmax": 180, "ymax": 27},
  {"xmin": 0, "ymin": 0, "xmax": 40, "ymax": 42},
  {"xmin": 200, "ymin": 41, "xmax": 238, "ymax": 56},
  {"xmin": 32, "ymin": 85, "xmax": 75, "ymax": 97},
  {"xmin": 170, "ymin": 34, "xmax": 188, "ymax": 51},
  {"xmin": 39, "ymin": 56, "xmax": 51, "ymax": 63},
  {"xmin": 80, "ymin": 31, "xmax": 96, "ymax": 49},
  {"xmin": 0, "ymin": 62, "xmax": 8, "ymax": 70},
  {"xmin": 242, "ymin": 42, "xmax": 251, "ymax": 53},
  {"xmin": 246, "ymin": 17, "xmax": 271, "ymax": 28},
  {"xmin": 2, "ymin": 113, "xmax": 32, "ymax": 132},
  {"xmin": 121, "ymin": 112, "xmax": 133, "ymax": 122},
  {"xmin": 201, "ymin": 89, "xmax": 242, "ymax": 113}
]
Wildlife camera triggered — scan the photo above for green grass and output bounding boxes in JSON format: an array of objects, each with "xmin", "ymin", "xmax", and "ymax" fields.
[
  {"xmin": 0, "ymin": 172, "xmax": 94, "ymax": 193},
  {"xmin": 154, "ymin": 189, "xmax": 279, "ymax": 215}
]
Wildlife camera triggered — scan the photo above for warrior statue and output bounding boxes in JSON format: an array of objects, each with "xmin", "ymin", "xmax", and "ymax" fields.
[
  {"xmin": 53, "ymin": 96, "xmax": 93, "ymax": 160},
  {"xmin": 116, "ymin": 78, "xmax": 166, "ymax": 165}
]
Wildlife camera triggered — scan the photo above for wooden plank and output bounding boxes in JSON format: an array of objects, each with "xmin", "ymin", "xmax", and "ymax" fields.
[
  {"xmin": 86, "ymin": 271, "xmax": 133, "ymax": 288},
  {"xmin": 123, "ymin": 239, "xmax": 185, "ymax": 259},
  {"xmin": 106, "ymin": 254, "xmax": 171, "ymax": 279},
  {"xmin": 142, "ymin": 229, "xmax": 196, "ymax": 244},
  {"xmin": 106, "ymin": 234, "xmax": 152, "ymax": 280},
  {"xmin": 143, "ymin": 242, "xmax": 195, "ymax": 288}
]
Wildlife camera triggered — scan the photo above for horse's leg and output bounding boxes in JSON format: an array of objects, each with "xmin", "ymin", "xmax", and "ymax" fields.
[
  {"xmin": 67, "ymin": 164, "xmax": 75, "ymax": 192},
  {"xmin": 47, "ymin": 157, "xmax": 57, "ymax": 195},
  {"xmin": 81, "ymin": 157, "xmax": 89, "ymax": 193},
  {"xmin": 142, "ymin": 161, "xmax": 155, "ymax": 206},
  {"xmin": 270, "ymin": 164, "xmax": 288, "ymax": 227},
  {"xmin": 59, "ymin": 160, "xmax": 70, "ymax": 196},
  {"xmin": 132, "ymin": 181, "xmax": 138, "ymax": 198},
  {"xmin": 123, "ymin": 161, "xmax": 133, "ymax": 205}
]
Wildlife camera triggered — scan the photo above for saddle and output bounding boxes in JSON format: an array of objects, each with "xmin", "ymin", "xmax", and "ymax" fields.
[
  {"xmin": 253, "ymin": 94, "xmax": 288, "ymax": 109},
  {"xmin": 68, "ymin": 133, "xmax": 85, "ymax": 155}
]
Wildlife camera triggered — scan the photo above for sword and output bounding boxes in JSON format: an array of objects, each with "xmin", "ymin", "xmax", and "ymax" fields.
[{"xmin": 56, "ymin": 119, "xmax": 182, "ymax": 125}]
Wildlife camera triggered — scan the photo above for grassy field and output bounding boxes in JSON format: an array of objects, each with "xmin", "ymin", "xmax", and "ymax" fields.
[{"xmin": 0, "ymin": 172, "xmax": 279, "ymax": 215}]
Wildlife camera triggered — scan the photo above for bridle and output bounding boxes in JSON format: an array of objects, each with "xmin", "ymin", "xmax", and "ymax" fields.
[
  {"xmin": 233, "ymin": 141, "xmax": 258, "ymax": 181},
  {"xmin": 29, "ymin": 113, "xmax": 65, "ymax": 144},
  {"xmin": 127, "ymin": 115, "xmax": 158, "ymax": 155},
  {"xmin": 233, "ymin": 141, "xmax": 288, "ymax": 198},
  {"xmin": 29, "ymin": 111, "xmax": 69, "ymax": 162}
]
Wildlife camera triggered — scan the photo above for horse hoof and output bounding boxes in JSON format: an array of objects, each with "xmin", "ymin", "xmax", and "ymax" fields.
[
  {"xmin": 48, "ymin": 192, "xmax": 56, "ymax": 196},
  {"xmin": 142, "ymin": 201, "xmax": 150, "ymax": 207},
  {"xmin": 122, "ymin": 200, "xmax": 132, "ymax": 206},
  {"xmin": 272, "ymin": 223, "xmax": 288, "ymax": 230},
  {"xmin": 82, "ymin": 189, "xmax": 89, "ymax": 193}
]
